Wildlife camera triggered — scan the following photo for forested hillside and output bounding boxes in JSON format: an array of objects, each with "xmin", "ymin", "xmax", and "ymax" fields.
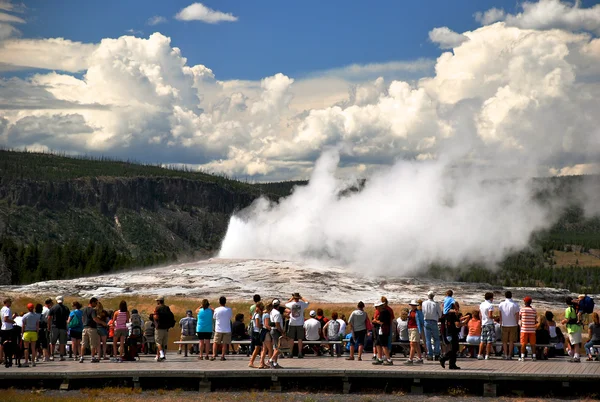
[{"xmin": 0, "ymin": 149, "xmax": 599, "ymax": 292}]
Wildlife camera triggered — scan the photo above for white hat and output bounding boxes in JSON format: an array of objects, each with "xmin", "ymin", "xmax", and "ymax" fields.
[
  {"xmin": 309, "ymin": 310, "xmax": 316, "ymax": 317},
  {"xmin": 273, "ymin": 299, "xmax": 280, "ymax": 306},
  {"xmin": 56, "ymin": 296, "xmax": 64, "ymax": 303},
  {"xmin": 374, "ymin": 301, "xmax": 384, "ymax": 307},
  {"xmin": 427, "ymin": 291, "xmax": 435, "ymax": 298},
  {"xmin": 409, "ymin": 299, "xmax": 419, "ymax": 306}
]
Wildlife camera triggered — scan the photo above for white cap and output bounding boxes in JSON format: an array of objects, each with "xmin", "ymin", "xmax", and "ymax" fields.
[
  {"xmin": 427, "ymin": 291, "xmax": 435, "ymax": 298},
  {"xmin": 409, "ymin": 299, "xmax": 419, "ymax": 306},
  {"xmin": 374, "ymin": 301, "xmax": 384, "ymax": 307},
  {"xmin": 309, "ymin": 310, "xmax": 316, "ymax": 317},
  {"xmin": 56, "ymin": 296, "xmax": 64, "ymax": 303}
]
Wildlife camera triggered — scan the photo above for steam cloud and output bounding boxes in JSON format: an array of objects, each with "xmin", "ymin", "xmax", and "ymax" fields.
[{"xmin": 219, "ymin": 147, "xmax": 584, "ymax": 274}]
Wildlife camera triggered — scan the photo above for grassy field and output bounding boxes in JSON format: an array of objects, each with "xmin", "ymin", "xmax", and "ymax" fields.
[{"xmin": 554, "ymin": 250, "xmax": 600, "ymax": 267}]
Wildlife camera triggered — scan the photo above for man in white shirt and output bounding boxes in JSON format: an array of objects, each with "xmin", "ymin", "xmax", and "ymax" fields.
[
  {"xmin": 304, "ymin": 310, "xmax": 322, "ymax": 356},
  {"xmin": 286, "ymin": 292, "xmax": 309, "ymax": 358},
  {"xmin": 268, "ymin": 299, "xmax": 284, "ymax": 368},
  {"xmin": 422, "ymin": 291, "xmax": 443, "ymax": 361},
  {"xmin": 478, "ymin": 292, "xmax": 495, "ymax": 360},
  {"xmin": 498, "ymin": 290, "xmax": 520, "ymax": 360},
  {"xmin": 0, "ymin": 297, "xmax": 15, "ymax": 363},
  {"xmin": 211, "ymin": 296, "xmax": 232, "ymax": 361}
]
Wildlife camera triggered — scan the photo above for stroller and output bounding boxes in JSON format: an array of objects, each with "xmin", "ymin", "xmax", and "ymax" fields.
[{"xmin": 124, "ymin": 326, "xmax": 143, "ymax": 361}]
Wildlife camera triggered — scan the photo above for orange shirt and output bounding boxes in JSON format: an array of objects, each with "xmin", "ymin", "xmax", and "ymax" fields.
[{"xmin": 468, "ymin": 318, "xmax": 482, "ymax": 336}]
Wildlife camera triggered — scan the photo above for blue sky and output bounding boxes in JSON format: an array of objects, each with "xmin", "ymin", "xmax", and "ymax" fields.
[{"xmin": 20, "ymin": 0, "xmax": 525, "ymax": 80}]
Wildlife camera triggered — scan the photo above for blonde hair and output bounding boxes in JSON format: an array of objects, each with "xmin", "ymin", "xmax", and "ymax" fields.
[
  {"xmin": 538, "ymin": 315, "xmax": 548, "ymax": 330},
  {"xmin": 593, "ymin": 312, "xmax": 600, "ymax": 325}
]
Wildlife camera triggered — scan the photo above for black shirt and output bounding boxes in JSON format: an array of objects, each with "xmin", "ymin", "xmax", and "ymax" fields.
[
  {"xmin": 445, "ymin": 312, "xmax": 460, "ymax": 336},
  {"xmin": 48, "ymin": 304, "xmax": 70, "ymax": 330}
]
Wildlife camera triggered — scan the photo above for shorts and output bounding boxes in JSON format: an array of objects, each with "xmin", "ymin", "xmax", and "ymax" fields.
[
  {"xmin": 50, "ymin": 328, "xmax": 68, "ymax": 345},
  {"xmin": 114, "ymin": 328, "xmax": 128, "ymax": 339},
  {"xmin": 520, "ymin": 332, "xmax": 536, "ymax": 346},
  {"xmin": 270, "ymin": 329, "xmax": 281, "ymax": 348},
  {"xmin": 155, "ymin": 329, "xmax": 169, "ymax": 347},
  {"xmin": 97, "ymin": 327, "xmax": 108, "ymax": 337},
  {"xmin": 374, "ymin": 330, "xmax": 389, "ymax": 346},
  {"xmin": 287, "ymin": 325, "xmax": 304, "ymax": 341},
  {"xmin": 70, "ymin": 330, "xmax": 82, "ymax": 340},
  {"xmin": 196, "ymin": 332, "xmax": 212, "ymax": 340},
  {"xmin": 0, "ymin": 329, "xmax": 12, "ymax": 344},
  {"xmin": 501, "ymin": 326, "xmax": 518, "ymax": 343},
  {"xmin": 214, "ymin": 332, "xmax": 232, "ymax": 345},
  {"xmin": 180, "ymin": 334, "xmax": 198, "ymax": 341},
  {"xmin": 37, "ymin": 329, "xmax": 48, "ymax": 348},
  {"xmin": 23, "ymin": 331, "xmax": 38, "ymax": 343},
  {"xmin": 352, "ymin": 329, "xmax": 367, "ymax": 347},
  {"xmin": 466, "ymin": 335, "xmax": 480, "ymax": 345},
  {"xmin": 568, "ymin": 331, "xmax": 582, "ymax": 345},
  {"xmin": 82, "ymin": 327, "xmax": 100, "ymax": 349},
  {"xmin": 408, "ymin": 328, "xmax": 420, "ymax": 343},
  {"xmin": 481, "ymin": 324, "xmax": 496, "ymax": 343},
  {"xmin": 251, "ymin": 331, "xmax": 263, "ymax": 348}
]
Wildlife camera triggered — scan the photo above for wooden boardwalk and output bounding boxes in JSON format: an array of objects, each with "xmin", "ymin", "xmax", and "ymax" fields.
[{"xmin": 1, "ymin": 354, "xmax": 599, "ymax": 395}]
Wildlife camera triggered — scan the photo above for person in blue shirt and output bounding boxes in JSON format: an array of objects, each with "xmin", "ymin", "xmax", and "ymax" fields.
[
  {"xmin": 67, "ymin": 301, "xmax": 84, "ymax": 361},
  {"xmin": 196, "ymin": 299, "xmax": 213, "ymax": 360}
]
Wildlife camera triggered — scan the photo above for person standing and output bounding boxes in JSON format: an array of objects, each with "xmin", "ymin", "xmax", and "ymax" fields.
[
  {"xmin": 112, "ymin": 300, "xmax": 130, "ymax": 362},
  {"xmin": 80, "ymin": 297, "xmax": 102, "ymax": 363},
  {"xmin": 285, "ymin": 292, "xmax": 309, "ymax": 358},
  {"xmin": 518, "ymin": 296, "xmax": 537, "ymax": 361},
  {"xmin": 211, "ymin": 296, "xmax": 233, "ymax": 361},
  {"xmin": 153, "ymin": 296, "xmax": 174, "ymax": 362},
  {"xmin": 248, "ymin": 302, "xmax": 264, "ymax": 367},
  {"xmin": 498, "ymin": 291, "xmax": 519, "ymax": 360},
  {"xmin": 404, "ymin": 300, "xmax": 423, "ymax": 365},
  {"xmin": 67, "ymin": 301, "xmax": 83, "ymax": 361},
  {"xmin": 0, "ymin": 298, "xmax": 15, "ymax": 364},
  {"xmin": 47, "ymin": 295, "xmax": 70, "ymax": 361},
  {"xmin": 196, "ymin": 299, "xmax": 213, "ymax": 360},
  {"xmin": 422, "ymin": 291, "xmax": 442, "ymax": 361},
  {"xmin": 39, "ymin": 299, "xmax": 52, "ymax": 362},
  {"xmin": 21, "ymin": 303, "xmax": 40, "ymax": 367},
  {"xmin": 478, "ymin": 292, "xmax": 495, "ymax": 360},
  {"xmin": 268, "ymin": 299, "xmax": 284, "ymax": 368},
  {"xmin": 584, "ymin": 312, "xmax": 600, "ymax": 361},
  {"xmin": 346, "ymin": 301, "xmax": 368, "ymax": 361},
  {"xmin": 562, "ymin": 296, "xmax": 583, "ymax": 363},
  {"xmin": 440, "ymin": 301, "xmax": 461, "ymax": 370}
]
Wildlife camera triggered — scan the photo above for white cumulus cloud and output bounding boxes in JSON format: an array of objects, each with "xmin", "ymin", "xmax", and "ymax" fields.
[
  {"xmin": 428, "ymin": 26, "xmax": 470, "ymax": 49},
  {"xmin": 175, "ymin": 3, "xmax": 238, "ymax": 24}
]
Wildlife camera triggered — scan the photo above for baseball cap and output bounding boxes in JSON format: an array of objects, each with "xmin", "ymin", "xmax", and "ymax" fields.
[
  {"xmin": 427, "ymin": 291, "xmax": 435, "ymax": 297},
  {"xmin": 155, "ymin": 295, "xmax": 165, "ymax": 301},
  {"xmin": 273, "ymin": 299, "xmax": 280, "ymax": 306},
  {"xmin": 523, "ymin": 296, "xmax": 533, "ymax": 304},
  {"xmin": 309, "ymin": 310, "xmax": 316, "ymax": 317},
  {"xmin": 374, "ymin": 301, "xmax": 384, "ymax": 307},
  {"xmin": 56, "ymin": 296, "xmax": 64, "ymax": 303},
  {"xmin": 27, "ymin": 303, "xmax": 34, "ymax": 310}
]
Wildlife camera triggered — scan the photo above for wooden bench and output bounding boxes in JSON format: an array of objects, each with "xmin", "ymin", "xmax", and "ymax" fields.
[{"xmin": 174, "ymin": 339, "xmax": 343, "ymax": 357}]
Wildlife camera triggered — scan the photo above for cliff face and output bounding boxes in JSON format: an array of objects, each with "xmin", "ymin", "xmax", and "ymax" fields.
[{"xmin": 0, "ymin": 176, "xmax": 261, "ymax": 260}]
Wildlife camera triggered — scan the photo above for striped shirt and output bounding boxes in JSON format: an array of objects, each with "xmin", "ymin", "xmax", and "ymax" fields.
[{"xmin": 519, "ymin": 306, "xmax": 537, "ymax": 333}]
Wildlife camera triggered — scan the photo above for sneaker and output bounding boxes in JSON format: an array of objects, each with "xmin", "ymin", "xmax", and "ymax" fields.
[
  {"xmin": 382, "ymin": 360, "xmax": 393, "ymax": 366},
  {"xmin": 31, "ymin": 362, "xmax": 36, "ymax": 367},
  {"xmin": 518, "ymin": 357, "xmax": 525, "ymax": 361},
  {"xmin": 178, "ymin": 349, "xmax": 182, "ymax": 355},
  {"xmin": 372, "ymin": 359, "xmax": 383, "ymax": 365},
  {"xmin": 426, "ymin": 356, "xmax": 433, "ymax": 361},
  {"xmin": 403, "ymin": 360, "xmax": 414, "ymax": 366},
  {"xmin": 49, "ymin": 356, "xmax": 54, "ymax": 361},
  {"xmin": 568, "ymin": 357, "xmax": 581, "ymax": 363},
  {"xmin": 502, "ymin": 355, "xmax": 507, "ymax": 360},
  {"xmin": 434, "ymin": 355, "xmax": 440, "ymax": 361},
  {"xmin": 155, "ymin": 356, "xmax": 160, "ymax": 362},
  {"xmin": 103, "ymin": 356, "xmax": 110, "ymax": 361},
  {"xmin": 439, "ymin": 357, "xmax": 446, "ymax": 369},
  {"xmin": 44, "ymin": 357, "xmax": 50, "ymax": 362},
  {"xmin": 22, "ymin": 362, "xmax": 29, "ymax": 367},
  {"xmin": 91, "ymin": 358, "xmax": 100, "ymax": 363},
  {"xmin": 449, "ymin": 366, "xmax": 461, "ymax": 370},
  {"xmin": 415, "ymin": 358, "xmax": 424, "ymax": 364},
  {"xmin": 345, "ymin": 356, "xmax": 355, "ymax": 361},
  {"xmin": 532, "ymin": 356, "xmax": 537, "ymax": 361},
  {"xmin": 59, "ymin": 356, "xmax": 65, "ymax": 361},
  {"xmin": 79, "ymin": 357, "xmax": 84, "ymax": 363},
  {"xmin": 297, "ymin": 353, "xmax": 304, "ymax": 359},
  {"xmin": 372, "ymin": 355, "xmax": 378, "ymax": 361},
  {"xmin": 477, "ymin": 355, "xmax": 484, "ymax": 360},
  {"xmin": 484, "ymin": 355, "xmax": 490, "ymax": 360}
]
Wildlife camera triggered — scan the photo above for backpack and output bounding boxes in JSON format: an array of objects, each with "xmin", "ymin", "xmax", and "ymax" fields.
[
  {"xmin": 68, "ymin": 312, "xmax": 80, "ymax": 329},
  {"xmin": 157, "ymin": 306, "xmax": 176, "ymax": 329},
  {"xmin": 579, "ymin": 296, "xmax": 595, "ymax": 314},
  {"xmin": 130, "ymin": 325, "xmax": 143, "ymax": 338},
  {"xmin": 327, "ymin": 320, "xmax": 341, "ymax": 340}
]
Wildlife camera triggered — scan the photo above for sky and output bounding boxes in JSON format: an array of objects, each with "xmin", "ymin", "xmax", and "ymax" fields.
[{"xmin": 1, "ymin": 0, "xmax": 600, "ymax": 181}]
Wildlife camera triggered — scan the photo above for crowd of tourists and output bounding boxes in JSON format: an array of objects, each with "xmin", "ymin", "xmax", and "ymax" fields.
[{"xmin": 1, "ymin": 290, "xmax": 598, "ymax": 370}]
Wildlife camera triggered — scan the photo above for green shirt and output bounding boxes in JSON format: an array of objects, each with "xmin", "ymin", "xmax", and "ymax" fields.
[{"xmin": 565, "ymin": 306, "xmax": 582, "ymax": 334}]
